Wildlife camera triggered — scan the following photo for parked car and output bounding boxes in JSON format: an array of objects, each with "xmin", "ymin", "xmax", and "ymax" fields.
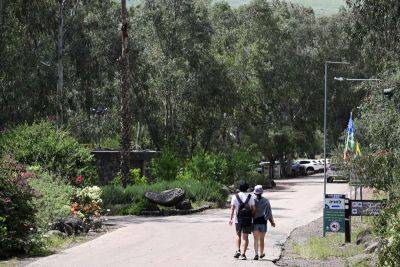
[
  {"xmin": 313, "ymin": 160, "xmax": 325, "ymax": 173},
  {"xmin": 326, "ymin": 165, "xmax": 348, "ymax": 183},
  {"xmin": 298, "ymin": 160, "xmax": 323, "ymax": 175},
  {"xmin": 291, "ymin": 162, "xmax": 302, "ymax": 177}
]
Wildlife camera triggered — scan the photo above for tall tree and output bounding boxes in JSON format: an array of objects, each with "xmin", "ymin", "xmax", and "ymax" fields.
[{"xmin": 120, "ymin": 0, "xmax": 132, "ymax": 187}]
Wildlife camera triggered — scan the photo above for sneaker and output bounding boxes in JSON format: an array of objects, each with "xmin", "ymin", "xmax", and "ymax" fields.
[
  {"xmin": 254, "ymin": 255, "xmax": 259, "ymax": 260},
  {"xmin": 234, "ymin": 251, "xmax": 241, "ymax": 258},
  {"xmin": 260, "ymin": 253, "xmax": 265, "ymax": 259},
  {"xmin": 240, "ymin": 254, "xmax": 247, "ymax": 260}
]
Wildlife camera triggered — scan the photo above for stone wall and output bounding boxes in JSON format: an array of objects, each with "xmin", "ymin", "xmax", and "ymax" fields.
[{"xmin": 92, "ymin": 150, "xmax": 159, "ymax": 185}]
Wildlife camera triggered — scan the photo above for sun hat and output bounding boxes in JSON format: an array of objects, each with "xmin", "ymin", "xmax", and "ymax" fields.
[{"xmin": 254, "ymin": 185, "xmax": 263, "ymax": 195}]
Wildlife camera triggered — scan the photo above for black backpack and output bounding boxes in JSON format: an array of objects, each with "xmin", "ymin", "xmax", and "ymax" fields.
[{"xmin": 236, "ymin": 194, "xmax": 252, "ymax": 226}]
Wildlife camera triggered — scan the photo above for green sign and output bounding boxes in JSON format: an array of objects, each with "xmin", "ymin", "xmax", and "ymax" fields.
[
  {"xmin": 324, "ymin": 194, "xmax": 346, "ymax": 233},
  {"xmin": 324, "ymin": 209, "xmax": 345, "ymax": 232}
]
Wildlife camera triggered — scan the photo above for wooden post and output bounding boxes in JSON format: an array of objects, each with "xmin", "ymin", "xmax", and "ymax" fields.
[{"xmin": 345, "ymin": 198, "xmax": 351, "ymax": 243}]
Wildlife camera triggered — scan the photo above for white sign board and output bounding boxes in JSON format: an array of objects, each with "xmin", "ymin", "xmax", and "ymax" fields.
[{"xmin": 325, "ymin": 198, "xmax": 345, "ymax": 210}]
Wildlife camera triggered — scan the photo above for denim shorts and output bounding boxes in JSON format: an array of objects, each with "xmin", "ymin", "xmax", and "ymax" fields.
[{"xmin": 253, "ymin": 223, "xmax": 267, "ymax": 233}]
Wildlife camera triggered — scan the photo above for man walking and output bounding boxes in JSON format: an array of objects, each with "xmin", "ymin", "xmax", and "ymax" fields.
[{"xmin": 229, "ymin": 180, "xmax": 256, "ymax": 260}]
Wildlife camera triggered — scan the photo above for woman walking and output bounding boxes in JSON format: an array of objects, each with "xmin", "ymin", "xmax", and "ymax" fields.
[{"xmin": 252, "ymin": 185, "xmax": 275, "ymax": 260}]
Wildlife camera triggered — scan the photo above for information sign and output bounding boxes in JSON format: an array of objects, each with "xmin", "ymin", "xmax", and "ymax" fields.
[
  {"xmin": 324, "ymin": 194, "xmax": 346, "ymax": 233},
  {"xmin": 350, "ymin": 200, "xmax": 384, "ymax": 216}
]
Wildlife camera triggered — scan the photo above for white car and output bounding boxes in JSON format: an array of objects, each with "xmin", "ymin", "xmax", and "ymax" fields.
[{"xmin": 298, "ymin": 160, "xmax": 323, "ymax": 175}]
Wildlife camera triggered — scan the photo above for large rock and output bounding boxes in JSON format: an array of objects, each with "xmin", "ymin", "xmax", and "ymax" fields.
[
  {"xmin": 365, "ymin": 241, "xmax": 380, "ymax": 254},
  {"xmin": 175, "ymin": 199, "xmax": 192, "ymax": 210},
  {"xmin": 356, "ymin": 229, "xmax": 372, "ymax": 245},
  {"xmin": 52, "ymin": 216, "xmax": 88, "ymax": 235},
  {"xmin": 145, "ymin": 188, "xmax": 185, "ymax": 206}
]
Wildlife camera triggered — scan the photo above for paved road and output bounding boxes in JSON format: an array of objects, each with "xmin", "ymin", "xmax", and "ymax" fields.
[{"xmin": 29, "ymin": 174, "xmax": 349, "ymax": 267}]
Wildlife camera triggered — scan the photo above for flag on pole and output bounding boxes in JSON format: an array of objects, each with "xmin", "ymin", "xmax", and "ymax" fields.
[
  {"xmin": 355, "ymin": 142, "xmax": 362, "ymax": 157},
  {"xmin": 344, "ymin": 112, "xmax": 355, "ymax": 160}
]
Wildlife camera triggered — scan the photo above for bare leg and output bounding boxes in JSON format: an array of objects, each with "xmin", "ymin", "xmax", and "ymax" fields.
[
  {"xmin": 236, "ymin": 232, "xmax": 241, "ymax": 251},
  {"xmin": 242, "ymin": 233, "xmax": 249, "ymax": 255},
  {"xmin": 260, "ymin": 231, "xmax": 266, "ymax": 255},
  {"xmin": 253, "ymin": 230, "xmax": 260, "ymax": 256}
]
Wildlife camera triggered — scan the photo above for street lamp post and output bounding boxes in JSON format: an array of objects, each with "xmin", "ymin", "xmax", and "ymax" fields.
[{"xmin": 323, "ymin": 61, "xmax": 349, "ymax": 237}]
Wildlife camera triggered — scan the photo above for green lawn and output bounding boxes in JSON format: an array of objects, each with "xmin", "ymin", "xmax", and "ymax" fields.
[{"xmin": 127, "ymin": 0, "xmax": 345, "ymax": 16}]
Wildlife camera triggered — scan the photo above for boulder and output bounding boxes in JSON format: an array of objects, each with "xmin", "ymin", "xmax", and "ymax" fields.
[
  {"xmin": 175, "ymin": 199, "xmax": 192, "ymax": 210},
  {"xmin": 365, "ymin": 241, "xmax": 380, "ymax": 254},
  {"xmin": 145, "ymin": 188, "xmax": 185, "ymax": 206},
  {"xmin": 356, "ymin": 229, "xmax": 372, "ymax": 245},
  {"xmin": 52, "ymin": 216, "xmax": 88, "ymax": 235}
]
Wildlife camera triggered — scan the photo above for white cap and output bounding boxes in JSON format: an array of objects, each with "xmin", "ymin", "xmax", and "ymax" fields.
[{"xmin": 254, "ymin": 185, "xmax": 263, "ymax": 195}]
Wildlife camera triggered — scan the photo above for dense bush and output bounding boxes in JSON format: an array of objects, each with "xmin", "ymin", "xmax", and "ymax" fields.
[
  {"xmin": 28, "ymin": 170, "xmax": 74, "ymax": 232},
  {"xmin": 179, "ymin": 150, "xmax": 228, "ymax": 183},
  {"xmin": 151, "ymin": 147, "xmax": 180, "ymax": 181},
  {"xmin": 102, "ymin": 179, "xmax": 228, "ymax": 208},
  {"xmin": 375, "ymin": 193, "xmax": 400, "ymax": 266},
  {"xmin": 0, "ymin": 156, "xmax": 37, "ymax": 258},
  {"xmin": 225, "ymin": 146, "xmax": 260, "ymax": 185},
  {"xmin": 112, "ymin": 168, "xmax": 147, "ymax": 187},
  {"xmin": 0, "ymin": 121, "xmax": 97, "ymax": 183}
]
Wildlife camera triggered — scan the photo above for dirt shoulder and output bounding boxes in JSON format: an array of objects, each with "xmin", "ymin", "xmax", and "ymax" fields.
[{"xmin": 276, "ymin": 217, "xmax": 376, "ymax": 267}]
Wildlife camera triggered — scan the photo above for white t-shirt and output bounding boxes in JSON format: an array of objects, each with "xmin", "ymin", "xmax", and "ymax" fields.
[{"xmin": 230, "ymin": 192, "xmax": 255, "ymax": 223}]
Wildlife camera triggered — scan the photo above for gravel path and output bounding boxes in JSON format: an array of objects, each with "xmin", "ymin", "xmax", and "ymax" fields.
[{"xmin": 28, "ymin": 174, "xmax": 349, "ymax": 267}]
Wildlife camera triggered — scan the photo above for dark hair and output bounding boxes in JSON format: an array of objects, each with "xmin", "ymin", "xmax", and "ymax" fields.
[{"xmin": 238, "ymin": 180, "xmax": 249, "ymax": 192}]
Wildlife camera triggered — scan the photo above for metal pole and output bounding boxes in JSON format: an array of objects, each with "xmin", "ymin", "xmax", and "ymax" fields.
[{"xmin": 323, "ymin": 62, "xmax": 328, "ymax": 237}]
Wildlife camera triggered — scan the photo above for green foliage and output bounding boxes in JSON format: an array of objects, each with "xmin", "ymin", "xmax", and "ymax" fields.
[
  {"xmin": 118, "ymin": 198, "xmax": 150, "ymax": 215},
  {"xmin": 0, "ymin": 156, "xmax": 37, "ymax": 259},
  {"xmin": 374, "ymin": 194, "xmax": 400, "ymax": 266},
  {"xmin": 28, "ymin": 171, "xmax": 74, "ymax": 232},
  {"xmin": 225, "ymin": 146, "xmax": 259, "ymax": 184},
  {"xmin": 0, "ymin": 121, "xmax": 97, "ymax": 183},
  {"xmin": 151, "ymin": 148, "xmax": 180, "ymax": 181},
  {"xmin": 113, "ymin": 168, "xmax": 148, "ymax": 186},
  {"xmin": 102, "ymin": 179, "xmax": 228, "ymax": 207},
  {"xmin": 179, "ymin": 150, "xmax": 228, "ymax": 183}
]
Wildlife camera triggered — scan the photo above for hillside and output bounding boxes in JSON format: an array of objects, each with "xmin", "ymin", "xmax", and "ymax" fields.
[{"xmin": 127, "ymin": 0, "xmax": 346, "ymax": 16}]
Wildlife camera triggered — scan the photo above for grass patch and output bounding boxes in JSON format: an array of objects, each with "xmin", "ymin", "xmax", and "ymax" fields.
[
  {"xmin": 292, "ymin": 218, "xmax": 370, "ymax": 260},
  {"xmin": 102, "ymin": 179, "xmax": 228, "ymax": 208},
  {"xmin": 28, "ymin": 235, "xmax": 85, "ymax": 257}
]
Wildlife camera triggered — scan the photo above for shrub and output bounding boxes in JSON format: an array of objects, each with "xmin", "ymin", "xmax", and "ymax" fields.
[
  {"xmin": 225, "ymin": 145, "xmax": 259, "ymax": 185},
  {"xmin": 118, "ymin": 198, "xmax": 150, "ymax": 215},
  {"xmin": 28, "ymin": 171, "xmax": 74, "ymax": 232},
  {"xmin": 375, "ymin": 193, "xmax": 400, "ymax": 266},
  {"xmin": 244, "ymin": 172, "xmax": 267, "ymax": 188},
  {"xmin": 102, "ymin": 179, "xmax": 228, "ymax": 208},
  {"xmin": 0, "ymin": 121, "xmax": 97, "ymax": 184},
  {"xmin": 151, "ymin": 147, "xmax": 180, "ymax": 181},
  {"xmin": 0, "ymin": 156, "xmax": 37, "ymax": 258},
  {"xmin": 180, "ymin": 150, "xmax": 228, "ymax": 183},
  {"xmin": 112, "ymin": 168, "xmax": 147, "ymax": 187}
]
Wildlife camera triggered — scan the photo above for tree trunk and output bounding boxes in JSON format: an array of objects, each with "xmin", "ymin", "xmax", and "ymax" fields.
[
  {"xmin": 57, "ymin": 0, "xmax": 65, "ymax": 128},
  {"xmin": 120, "ymin": 0, "xmax": 132, "ymax": 188},
  {"xmin": 266, "ymin": 157, "xmax": 276, "ymax": 189}
]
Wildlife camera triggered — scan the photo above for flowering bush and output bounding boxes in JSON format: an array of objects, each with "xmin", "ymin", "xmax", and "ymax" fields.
[
  {"xmin": 0, "ymin": 156, "xmax": 37, "ymax": 259},
  {"xmin": 71, "ymin": 186, "xmax": 102, "ymax": 221}
]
